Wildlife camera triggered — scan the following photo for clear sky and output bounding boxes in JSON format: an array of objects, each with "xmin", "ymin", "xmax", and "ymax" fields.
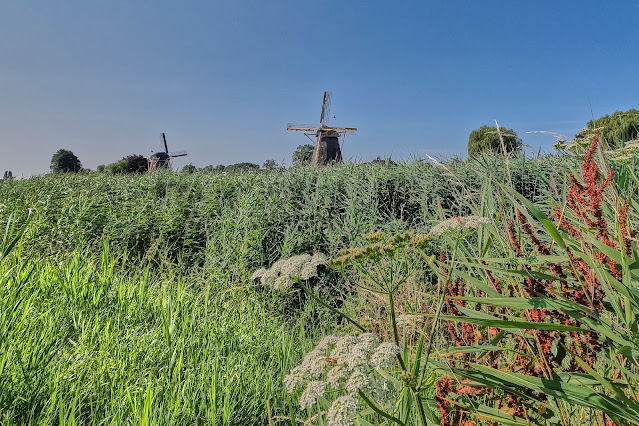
[{"xmin": 2, "ymin": 1, "xmax": 638, "ymax": 176}]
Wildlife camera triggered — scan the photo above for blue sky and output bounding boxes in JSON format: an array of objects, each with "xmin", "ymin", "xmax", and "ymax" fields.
[{"xmin": 2, "ymin": 1, "xmax": 638, "ymax": 176}]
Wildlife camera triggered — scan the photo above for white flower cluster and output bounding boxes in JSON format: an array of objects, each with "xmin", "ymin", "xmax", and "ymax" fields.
[
  {"xmin": 284, "ymin": 333, "xmax": 401, "ymax": 426},
  {"xmin": 429, "ymin": 215, "xmax": 491, "ymax": 236},
  {"xmin": 606, "ymin": 140, "xmax": 639, "ymax": 163},
  {"xmin": 251, "ymin": 252, "xmax": 328, "ymax": 290}
]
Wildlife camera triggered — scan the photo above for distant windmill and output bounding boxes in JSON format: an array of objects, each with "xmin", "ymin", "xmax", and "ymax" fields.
[
  {"xmin": 148, "ymin": 133, "xmax": 188, "ymax": 171},
  {"xmin": 287, "ymin": 92, "xmax": 357, "ymax": 166}
]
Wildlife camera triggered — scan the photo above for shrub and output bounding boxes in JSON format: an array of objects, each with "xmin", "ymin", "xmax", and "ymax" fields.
[
  {"xmin": 50, "ymin": 149, "xmax": 82, "ymax": 173},
  {"xmin": 467, "ymin": 125, "xmax": 521, "ymax": 156},
  {"xmin": 572, "ymin": 108, "xmax": 639, "ymax": 149}
]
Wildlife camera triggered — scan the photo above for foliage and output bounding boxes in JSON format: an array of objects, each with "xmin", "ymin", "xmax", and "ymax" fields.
[
  {"xmin": 572, "ymin": 108, "xmax": 639, "ymax": 149},
  {"xmin": 201, "ymin": 163, "xmax": 260, "ymax": 173},
  {"xmin": 225, "ymin": 162, "xmax": 260, "ymax": 172},
  {"xmin": 467, "ymin": 125, "xmax": 521, "ymax": 156},
  {"xmin": 181, "ymin": 164, "xmax": 198, "ymax": 173},
  {"xmin": 292, "ymin": 144, "xmax": 315, "ymax": 166},
  {"xmin": 50, "ymin": 149, "xmax": 82, "ymax": 173},
  {"xmin": 0, "ymin": 152, "xmax": 602, "ymax": 425},
  {"xmin": 201, "ymin": 164, "xmax": 226, "ymax": 173},
  {"xmin": 427, "ymin": 133, "xmax": 639, "ymax": 424},
  {"xmin": 124, "ymin": 154, "xmax": 149, "ymax": 173},
  {"xmin": 106, "ymin": 159, "xmax": 128, "ymax": 174},
  {"xmin": 263, "ymin": 159, "xmax": 280, "ymax": 170}
]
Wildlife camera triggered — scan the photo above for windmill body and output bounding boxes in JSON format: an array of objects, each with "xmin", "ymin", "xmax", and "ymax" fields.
[
  {"xmin": 287, "ymin": 92, "xmax": 356, "ymax": 166},
  {"xmin": 149, "ymin": 133, "xmax": 188, "ymax": 171}
]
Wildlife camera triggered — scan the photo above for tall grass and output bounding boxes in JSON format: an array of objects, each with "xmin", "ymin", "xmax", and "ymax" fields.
[{"xmin": 0, "ymin": 154, "xmax": 582, "ymax": 424}]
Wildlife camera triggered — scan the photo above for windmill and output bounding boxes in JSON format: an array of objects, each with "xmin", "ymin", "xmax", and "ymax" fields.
[
  {"xmin": 287, "ymin": 92, "xmax": 357, "ymax": 166},
  {"xmin": 148, "ymin": 133, "xmax": 188, "ymax": 171}
]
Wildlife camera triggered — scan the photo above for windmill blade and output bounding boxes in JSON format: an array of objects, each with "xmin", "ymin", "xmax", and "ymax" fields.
[
  {"xmin": 287, "ymin": 123, "xmax": 320, "ymax": 132},
  {"xmin": 319, "ymin": 91, "xmax": 331, "ymax": 127},
  {"xmin": 325, "ymin": 126, "xmax": 357, "ymax": 134},
  {"xmin": 169, "ymin": 150, "xmax": 188, "ymax": 157},
  {"xmin": 162, "ymin": 133, "xmax": 169, "ymax": 153}
]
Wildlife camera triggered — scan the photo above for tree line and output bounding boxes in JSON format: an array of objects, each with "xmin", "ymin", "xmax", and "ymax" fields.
[{"xmin": 47, "ymin": 108, "xmax": 639, "ymax": 174}]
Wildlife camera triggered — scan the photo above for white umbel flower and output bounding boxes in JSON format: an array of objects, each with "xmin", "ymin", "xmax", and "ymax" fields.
[
  {"xmin": 300, "ymin": 262, "xmax": 319, "ymax": 280},
  {"xmin": 251, "ymin": 268, "xmax": 266, "ymax": 280},
  {"xmin": 284, "ymin": 365, "xmax": 311, "ymax": 393},
  {"xmin": 299, "ymin": 380, "xmax": 327, "ymax": 410},
  {"xmin": 251, "ymin": 251, "xmax": 328, "ymax": 291},
  {"xmin": 326, "ymin": 393, "xmax": 358, "ymax": 426},
  {"xmin": 326, "ymin": 365, "xmax": 349, "ymax": 389},
  {"xmin": 345, "ymin": 369, "xmax": 370, "ymax": 392},
  {"xmin": 370, "ymin": 342, "xmax": 401, "ymax": 369},
  {"xmin": 430, "ymin": 215, "xmax": 490, "ymax": 236}
]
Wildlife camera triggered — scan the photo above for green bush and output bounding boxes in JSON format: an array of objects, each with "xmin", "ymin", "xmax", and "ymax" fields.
[
  {"xmin": 572, "ymin": 108, "xmax": 639, "ymax": 149},
  {"xmin": 50, "ymin": 149, "xmax": 82, "ymax": 173},
  {"xmin": 467, "ymin": 125, "xmax": 521, "ymax": 156}
]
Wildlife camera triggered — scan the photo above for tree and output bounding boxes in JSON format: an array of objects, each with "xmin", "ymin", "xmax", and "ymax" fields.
[
  {"xmin": 262, "ymin": 159, "xmax": 279, "ymax": 170},
  {"xmin": 182, "ymin": 164, "xmax": 198, "ymax": 173},
  {"xmin": 106, "ymin": 159, "xmax": 128, "ymax": 174},
  {"xmin": 123, "ymin": 154, "xmax": 149, "ymax": 173},
  {"xmin": 467, "ymin": 125, "xmax": 521, "ymax": 156},
  {"xmin": 50, "ymin": 149, "xmax": 82, "ymax": 173},
  {"xmin": 572, "ymin": 109, "xmax": 639, "ymax": 149},
  {"xmin": 226, "ymin": 162, "xmax": 260, "ymax": 172},
  {"xmin": 202, "ymin": 165, "xmax": 226, "ymax": 173},
  {"xmin": 292, "ymin": 144, "xmax": 315, "ymax": 166}
]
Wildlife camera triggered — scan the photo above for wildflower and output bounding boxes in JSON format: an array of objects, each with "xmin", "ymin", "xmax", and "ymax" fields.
[
  {"xmin": 299, "ymin": 380, "xmax": 327, "ymax": 410},
  {"xmin": 260, "ymin": 268, "xmax": 279, "ymax": 287},
  {"xmin": 300, "ymin": 262, "xmax": 320, "ymax": 280},
  {"xmin": 345, "ymin": 347, "xmax": 369, "ymax": 370},
  {"xmin": 311, "ymin": 251, "xmax": 329, "ymax": 264},
  {"xmin": 430, "ymin": 215, "xmax": 490, "ymax": 236},
  {"xmin": 329, "ymin": 336, "xmax": 360, "ymax": 362},
  {"xmin": 285, "ymin": 333, "xmax": 401, "ymax": 419},
  {"xmin": 353, "ymin": 333, "xmax": 379, "ymax": 354},
  {"xmin": 252, "ymin": 251, "xmax": 328, "ymax": 291},
  {"xmin": 250, "ymin": 268, "xmax": 266, "ymax": 281},
  {"xmin": 326, "ymin": 365, "xmax": 349, "ymax": 389},
  {"xmin": 284, "ymin": 365, "xmax": 311, "ymax": 393},
  {"xmin": 369, "ymin": 342, "xmax": 401, "ymax": 369},
  {"xmin": 315, "ymin": 335, "xmax": 340, "ymax": 352},
  {"xmin": 326, "ymin": 393, "xmax": 358, "ymax": 426},
  {"xmin": 345, "ymin": 369, "xmax": 370, "ymax": 392},
  {"xmin": 300, "ymin": 350, "xmax": 328, "ymax": 377},
  {"xmin": 326, "ymin": 394, "xmax": 358, "ymax": 426}
]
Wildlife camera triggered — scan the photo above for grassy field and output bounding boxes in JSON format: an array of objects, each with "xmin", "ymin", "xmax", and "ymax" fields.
[{"xmin": 3, "ymin": 150, "xmax": 637, "ymax": 425}]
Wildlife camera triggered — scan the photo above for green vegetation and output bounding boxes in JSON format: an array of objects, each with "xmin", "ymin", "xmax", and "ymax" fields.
[
  {"xmin": 2, "ymin": 145, "xmax": 638, "ymax": 424},
  {"xmin": 572, "ymin": 108, "xmax": 639, "ymax": 149},
  {"xmin": 292, "ymin": 144, "xmax": 315, "ymax": 166},
  {"xmin": 50, "ymin": 149, "xmax": 82, "ymax": 173},
  {"xmin": 467, "ymin": 125, "xmax": 521, "ymax": 156},
  {"xmin": 182, "ymin": 164, "xmax": 198, "ymax": 173}
]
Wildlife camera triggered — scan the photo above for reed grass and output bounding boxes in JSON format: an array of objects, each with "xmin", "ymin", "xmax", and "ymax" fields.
[{"xmin": 0, "ymin": 154, "xmax": 584, "ymax": 424}]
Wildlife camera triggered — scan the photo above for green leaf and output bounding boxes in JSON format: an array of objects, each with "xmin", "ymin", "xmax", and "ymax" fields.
[
  {"xmin": 503, "ymin": 185, "xmax": 566, "ymax": 249},
  {"xmin": 456, "ymin": 261, "xmax": 567, "ymax": 282},
  {"xmin": 433, "ymin": 314, "xmax": 587, "ymax": 332},
  {"xmin": 465, "ymin": 363, "xmax": 639, "ymax": 423}
]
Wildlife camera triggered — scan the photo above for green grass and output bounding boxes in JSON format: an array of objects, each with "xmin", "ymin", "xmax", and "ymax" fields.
[
  {"xmin": 0, "ymin": 244, "xmax": 329, "ymax": 424},
  {"xmin": 0, "ymin": 155, "xmax": 580, "ymax": 424}
]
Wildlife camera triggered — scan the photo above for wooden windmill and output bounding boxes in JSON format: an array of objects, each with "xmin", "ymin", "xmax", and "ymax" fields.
[
  {"xmin": 287, "ymin": 92, "xmax": 357, "ymax": 166},
  {"xmin": 148, "ymin": 133, "xmax": 188, "ymax": 171}
]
